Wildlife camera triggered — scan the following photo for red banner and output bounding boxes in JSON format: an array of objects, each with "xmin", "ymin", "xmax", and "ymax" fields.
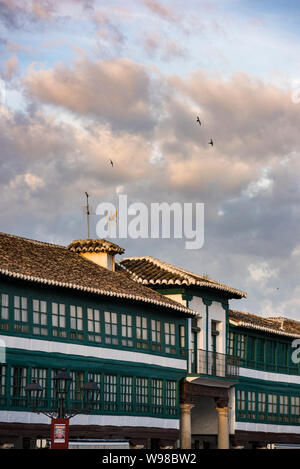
[{"xmin": 51, "ymin": 418, "xmax": 69, "ymax": 449}]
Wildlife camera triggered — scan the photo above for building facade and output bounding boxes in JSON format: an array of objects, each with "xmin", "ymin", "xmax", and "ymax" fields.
[{"xmin": 0, "ymin": 232, "xmax": 299, "ymax": 449}]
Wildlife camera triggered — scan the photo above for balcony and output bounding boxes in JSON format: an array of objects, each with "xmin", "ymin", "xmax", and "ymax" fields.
[{"xmin": 188, "ymin": 349, "xmax": 240, "ymax": 380}]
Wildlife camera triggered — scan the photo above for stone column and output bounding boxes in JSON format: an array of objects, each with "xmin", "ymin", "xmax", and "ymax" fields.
[
  {"xmin": 215, "ymin": 399, "xmax": 229, "ymax": 449},
  {"xmin": 180, "ymin": 403, "xmax": 194, "ymax": 449}
]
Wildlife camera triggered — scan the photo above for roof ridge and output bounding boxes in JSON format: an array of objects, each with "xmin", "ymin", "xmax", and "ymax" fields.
[
  {"xmin": 0, "ymin": 231, "xmax": 66, "ymax": 250},
  {"xmin": 121, "ymin": 257, "xmax": 247, "ymax": 297}
]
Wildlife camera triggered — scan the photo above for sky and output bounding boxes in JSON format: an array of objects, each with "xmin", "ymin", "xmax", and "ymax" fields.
[{"xmin": 0, "ymin": 0, "xmax": 299, "ymax": 319}]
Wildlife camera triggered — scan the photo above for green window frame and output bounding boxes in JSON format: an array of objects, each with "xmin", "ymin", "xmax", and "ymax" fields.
[
  {"xmin": 11, "ymin": 366, "xmax": 27, "ymax": 407},
  {"xmin": 31, "ymin": 367, "xmax": 47, "ymax": 407},
  {"xmin": 0, "ymin": 293, "xmax": 9, "ymax": 331},
  {"xmin": 33, "ymin": 299, "xmax": 48, "ymax": 336},
  {"xmin": 268, "ymin": 393, "xmax": 278, "ymax": 421},
  {"xmin": 164, "ymin": 323, "xmax": 176, "ymax": 354},
  {"xmin": 87, "ymin": 308, "xmax": 101, "ymax": 343},
  {"xmin": 136, "ymin": 316, "xmax": 148, "ymax": 350},
  {"xmin": 0, "ymin": 365, "xmax": 6, "ymax": 406},
  {"xmin": 291, "ymin": 396, "xmax": 300, "ymax": 424},
  {"xmin": 13, "ymin": 296, "xmax": 29, "ymax": 334},
  {"xmin": 257, "ymin": 392, "xmax": 266, "ymax": 421},
  {"xmin": 227, "ymin": 331, "xmax": 234, "ymax": 356},
  {"xmin": 136, "ymin": 377, "xmax": 149, "ymax": 413},
  {"xmin": 87, "ymin": 371, "xmax": 101, "ymax": 410},
  {"xmin": 51, "ymin": 302, "xmax": 67, "ymax": 338},
  {"xmin": 247, "ymin": 391, "xmax": 256, "ymax": 420},
  {"xmin": 70, "ymin": 370, "xmax": 84, "ymax": 409},
  {"xmin": 152, "ymin": 378, "xmax": 163, "ymax": 415},
  {"xmin": 104, "ymin": 311, "xmax": 118, "ymax": 345},
  {"xmin": 70, "ymin": 305, "xmax": 84, "ymax": 341},
  {"xmin": 121, "ymin": 314, "xmax": 133, "ymax": 347},
  {"xmin": 166, "ymin": 380, "xmax": 177, "ymax": 415},
  {"xmin": 237, "ymin": 334, "xmax": 246, "ymax": 360},
  {"xmin": 236, "ymin": 390, "xmax": 246, "ymax": 419},
  {"xmin": 120, "ymin": 376, "xmax": 133, "ymax": 412},
  {"xmin": 103, "ymin": 374, "xmax": 117, "ymax": 411},
  {"xmin": 151, "ymin": 319, "xmax": 162, "ymax": 352},
  {"xmin": 279, "ymin": 395, "xmax": 289, "ymax": 423}
]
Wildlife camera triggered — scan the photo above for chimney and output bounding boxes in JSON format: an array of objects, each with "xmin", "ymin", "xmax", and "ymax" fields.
[{"xmin": 67, "ymin": 239, "xmax": 125, "ymax": 271}]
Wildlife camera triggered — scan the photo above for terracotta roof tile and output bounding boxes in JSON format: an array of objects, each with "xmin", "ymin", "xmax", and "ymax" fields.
[
  {"xmin": 0, "ymin": 232, "xmax": 196, "ymax": 316},
  {"xmin": 229, "ymin": 310, "xmax": 300, "ymax": 338},
  {"xmin": 119, "ymin": 256, "xmax": 246, "ymax": 299}
]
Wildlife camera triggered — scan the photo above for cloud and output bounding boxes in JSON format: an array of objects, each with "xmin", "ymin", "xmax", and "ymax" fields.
[
  {"xmin": 23, "ymin": 57, "xmax": 158, "ymax": 133},
  {"xmin": 143, "ymin": 0, "xmax": 179, "ymax": 24}
]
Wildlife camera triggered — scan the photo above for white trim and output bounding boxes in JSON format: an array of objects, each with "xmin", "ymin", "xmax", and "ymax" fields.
[
  {"xmin": 240, "ymin": 367, "xmax": 300, "ymax": 385},
  {"xmin": 235, "ymin": 421, "xmax": 300, "ymax": 434},
  {"xmin": 2, "ymin": 335, "xmax": 187, "ymax": 370},
  {"xmin": 0, "ymin": 411, "xmax": 179, "ymax": 429}
]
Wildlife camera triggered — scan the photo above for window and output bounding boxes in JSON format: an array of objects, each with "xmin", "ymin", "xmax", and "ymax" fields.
[
  {"xmin": 248, "ymin": 391, "xmax": 256, "ymax": 420},
  {"xmin": 31, "ymin": 368, "xmax": 47, "ymax": 407},
  {"xmin": 136, "ymin": 316, "xmax": 148, "ymax": 349},
  {"xmin": 136, "ymin": 377, "xmax": 149, "ymax": 413},
  {"xmin": 280, "ymin": 395, "xmax": 289, "ymax": 422},
  {"xmin": 104, "ymin": 375, "xmax": 117, "ymax": 411},
  {"xmin": 152, "ymin": 379, "xmax": 163, "ymax": 415},
  {"xmin": 166, "ymin": 380, "xmax": 177, "ymax": 415},
  {"xmin": 236, "ymin": 334, "xmax": 246, "ymax": 360},
  {"xmin": 291, "ymin": 396, "xmax": 300, "ymax": 424},
  {"xmin": 14, "ymin": 296, "xmax": 29, "ymax": 333},
  {"xmin": 179, "ymin": 325, "xmax": 185, "ymax": 348},
  {"xmin": 104, "ymin": 311, "xmax": 118, "ymax": 345},
  {"xmin": 227, "ymin": 332, "xmax": 234, "ymax": 356},
  {"xmin": 121, "ymin": 314, "xmax": 133, "ymax": 347},
  {"xmin": 87, "ymin": 372, "xmax": 101, "ymax": 410},
  {"xmin": 258, "ymin": 392, "xmax": 266, "ymax": 420},
  {"xmin": 0, "ymin": 294, "xmax": 9, "ymax": 331},
  {"xmin": 164, "ymin": 323, "xmax": 176, "ymax": 354},
  {"xmin": 268, "ymin": 394, "xmax": 278, "ymax": 421},
  {"xmin": 236, "ymin": 390, "xmax": 246, "ymax": 419},
  {"xmin": 52, "ymin": 302, "xmax": 66, "ymax": 338},
  {"xmin": 0, "ymin": 366, "xmax": 6, "ymax": 406},
  {"xmin": 151, "ymin": 319, "xmax": 162, "ymax": 351},
  {"xmin": 266, "ymin": 340, "xmax": 276, "ymax": 371},
  {"xmin": 70, "ymin": 370, "xmax": 84, "ymax": 408},
  {"xmin": 11, "ymin": 366, "xmax": 27, "ymax": 407},
  {"xmin": 70, "ymin": 305, "xmax": 84, "ymax": 340},
  {"xmin": 120, "ymin": 376, "xmax": 133, "ymax": 412},
  {"xmin": 87, "ymin": 308, "xmax": 101, "ymax": 343},
  {"xmin": 33, "ymin": 299, "xmax": 48, "ymax": 336}
]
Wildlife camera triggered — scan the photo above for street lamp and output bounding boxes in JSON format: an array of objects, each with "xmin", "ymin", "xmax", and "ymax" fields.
[
  {"xmin": 53, "ymin": 370, "xmax": 72, "ymax": 419},
  {"xmin": 25, "ymin": 380, "xmax": 43, "ymax": 411},
  {"xmin": 25, "ymin": 370, "xmax": 100, "ymax": 449}
]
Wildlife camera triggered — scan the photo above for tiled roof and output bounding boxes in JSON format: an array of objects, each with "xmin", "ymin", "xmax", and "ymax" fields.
[
  {"xmin": 0, "ymin": 232, "xmax": 197, "ymax": 316},
  {"xmin": 68, "ymin": 239, "xmax": 125, "ymax": 255},
  {"xmin": 119, "ymin": 256, "xmax": 247, "ymax": 299},
  {"xmin": 229, "ymin": 310, "xmax": 300, "ymax": 338}
]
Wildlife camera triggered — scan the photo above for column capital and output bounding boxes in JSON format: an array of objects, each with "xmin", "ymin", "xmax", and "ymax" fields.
[
  {"xmin": 215, "ymin": 397, "xmax": 229, "ymax": 409},
  {"xmin": 180, "ymin": 403, "xmax": 194, "ymax": 412}
]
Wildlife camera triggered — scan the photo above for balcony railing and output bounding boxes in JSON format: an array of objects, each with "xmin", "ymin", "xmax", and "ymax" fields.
[{"xmin": 188, "ymin": 349, "xmax": 240, "ymax": 380}]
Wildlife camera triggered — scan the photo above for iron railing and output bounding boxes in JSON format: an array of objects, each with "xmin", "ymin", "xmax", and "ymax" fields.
[{"xmin": 188, "ymin": 349, "xmax": 240, "ymax": 379}]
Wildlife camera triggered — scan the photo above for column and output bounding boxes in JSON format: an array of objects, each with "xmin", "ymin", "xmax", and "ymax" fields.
[
  {"xmin": 180, "ymin": 403, "xmax": 194, "ymax": 449},
  {"xmin": 215, "ymin": 399, "xmax": 229, "ymax": 449}
]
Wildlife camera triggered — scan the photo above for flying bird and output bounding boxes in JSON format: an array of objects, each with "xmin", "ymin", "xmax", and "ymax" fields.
[
  {"xmin": 196, "ymin": 116, "xmax": 201, "ymax": 126},
  {"xmin": 109, "ymin": 159, "xmax": 114, "ymax": 167},
  {"xmin": 209, "ymin": 139, "xmax": 214, "ymax": 146}
]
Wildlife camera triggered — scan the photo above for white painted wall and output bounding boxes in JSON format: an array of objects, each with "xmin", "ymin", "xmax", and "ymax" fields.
[
  {"xmin": 191, "ymin": 397, "xmax": 217, "ymax": 435},
  {"xmin": 1, "ymin": 335, "xmax": 187, "ymax": 370},
  {"xmin": 207, "ymin": 301, "xmax": 226, "ymax": 355}
]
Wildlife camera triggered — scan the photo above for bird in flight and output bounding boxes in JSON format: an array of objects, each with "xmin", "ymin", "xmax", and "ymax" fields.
[
  {"xmin": 109, "ymin": 159, "xmax": 114, "ymax": 167},
  {"xmin": 196, "ymin": 116, "xmax": 201, "ymax": 126},
  {"xmin": 209, "ymin": 139, "xmax": 214, "ymax": 146}
]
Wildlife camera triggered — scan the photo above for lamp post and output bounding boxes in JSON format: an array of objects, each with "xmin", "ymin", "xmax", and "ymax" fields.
[{"xmin": 25, "ymin": 370, "xmax": 99, "ymax": 449}]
